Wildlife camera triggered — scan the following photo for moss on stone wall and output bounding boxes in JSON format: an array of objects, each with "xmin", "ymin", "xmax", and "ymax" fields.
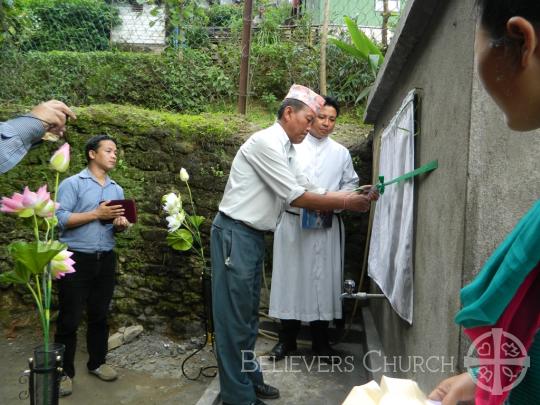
[{"xmin": 0, "ymin": 103, "xmax": 371, "ymax": 337}]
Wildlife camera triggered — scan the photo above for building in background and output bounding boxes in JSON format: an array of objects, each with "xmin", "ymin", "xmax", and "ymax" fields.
[
  {"xmin": 304, "ymin": 0, "xmax": 405, "ymax": 43},
  {"xmin": 111, "ymin": 2, "xmax": 166, "ymax": 51}
]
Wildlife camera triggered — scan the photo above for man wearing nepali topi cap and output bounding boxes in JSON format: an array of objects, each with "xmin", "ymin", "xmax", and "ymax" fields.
[{"xmin": 211, "ymin": 84, "xmax": 379, "ymax": 405}]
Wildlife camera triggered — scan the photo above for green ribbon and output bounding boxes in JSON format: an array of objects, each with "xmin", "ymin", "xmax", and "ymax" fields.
[{"xmin": 356, "ymin": 160, "xmax": 438, "ymax": 195}]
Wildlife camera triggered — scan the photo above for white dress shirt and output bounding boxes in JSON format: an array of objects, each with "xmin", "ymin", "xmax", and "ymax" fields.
[{"xmin": 219, "ymin": 122, "xmax": 307, "ymax": 231}]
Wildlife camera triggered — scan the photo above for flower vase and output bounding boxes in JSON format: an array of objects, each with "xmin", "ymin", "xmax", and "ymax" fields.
[
  {"xmin": 202, "ymin": 272, "xmax": 213, "ymax": 336},
  {"xmin": 29, "ymin": 343, "xmax": 65, "ymax": 405}
]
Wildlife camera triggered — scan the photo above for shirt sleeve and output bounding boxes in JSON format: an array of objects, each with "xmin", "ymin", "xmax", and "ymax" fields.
[
  {"xmin": 56, "ymin": 178, "xmax": 78, "ymax": 232},
  {"xmin": 242, "ymin": 135, "xmax": 306, "ymax": 205},
  {"xmin": 339, "ymin": 152, "xmax": 360, "ymax": 191},
  {"xmin": 0, "ymin": 116, "xmax": 45, "ymax": 174},
  {"xmin": 117, "ymin": 185, "xmax": 125, "ymax": 200}
]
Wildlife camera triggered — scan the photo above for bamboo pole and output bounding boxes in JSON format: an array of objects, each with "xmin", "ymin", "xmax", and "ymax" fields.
[
  {"xmin": 319, "ymin": 0, "xmax": 330, "ymax": 95},
  {"xmin": 238, "ymin": 0, "xmax": 254, "ymax": 115}
]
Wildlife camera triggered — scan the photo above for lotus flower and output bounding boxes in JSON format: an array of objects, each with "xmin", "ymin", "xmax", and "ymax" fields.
[
  {"xmin": 35, "ymin": 199, "xmax": 60, "ymax": 218},
  {"xmin": 166, "ymin": 211, "xmax": 186, "ymax": 233},
  {"xmin": 162, "ymin": 192, "xmax": 182, "ymax": 215},
  {"xmin": 0, "ymin": 191, "xmax": 24, "ymax": 213},
  {"xmin": 50, "ymin": 143, "xmax": 70, "ymax": 172},
  {"xmin": 180, "ymin": 168, "xmax": 189, "ymax": 182},
  {"xmin": 1, "ymin": 186, "xmax": 52, "ymax": 218},
  {"xmin": 50, "ymin": 250, "xmax": 76, "ymax": 279}
]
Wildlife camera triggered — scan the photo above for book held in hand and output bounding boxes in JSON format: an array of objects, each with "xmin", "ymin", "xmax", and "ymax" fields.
[
  {"xmin": 100, "ymin": 199, "xmax": 137, "ymax": 224},
  {"xmin": 301, "ymin": 209, "xmax": 333, "ymax": 229}
]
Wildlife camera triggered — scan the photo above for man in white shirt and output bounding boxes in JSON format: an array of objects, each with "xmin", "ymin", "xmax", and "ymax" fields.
[
  {"xmin": 268, "ymin": 97, "xmax": 358, "ymax": 362},
  {"xmin": 211, "ymin": 85, "xmax": 378, "ymax": 405}
]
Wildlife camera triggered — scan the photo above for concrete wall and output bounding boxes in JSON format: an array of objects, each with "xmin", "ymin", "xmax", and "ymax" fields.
[
  {"xmin": 367, "ymin": 0, "xmax": 540, "ymax": 394},
  {"xmin": 368, "ymin": 0, "xmax": 477, "ymax": 392},
  {"xmin": 461, "ymin": 75, "xmax": 540, "ymax": 356}
]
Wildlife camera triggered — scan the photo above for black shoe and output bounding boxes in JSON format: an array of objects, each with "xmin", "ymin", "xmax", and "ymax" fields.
[
  {"xmin": 254, "ymin": 383, "xmax": 280, "ymax": 399},
  {"xmin": 223, "ymin": 400, "xmax": 267, "ymax": 405},
  {"xmin": 268, "ymin": 342, "xmax": 296, "ymax": 361}
]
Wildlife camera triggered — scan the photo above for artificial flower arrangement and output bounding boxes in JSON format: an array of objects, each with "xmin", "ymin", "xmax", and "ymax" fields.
[
  {"xmin": 0, "ymin": 143, "xmax": 75, "ymax": 350},
  {"xmin": 161, "ymin": 167, "xmax": 207, "ymax": 274},
  {"xmin": 343, "ymin": 376, "xmax": 441, "ymax": 405}
]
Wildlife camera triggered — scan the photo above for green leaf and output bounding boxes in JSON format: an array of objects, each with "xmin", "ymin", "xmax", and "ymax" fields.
[
  {"xmin": 9, "ymin": 240, "xmax": 66, "ymax": 278},
  {"xmin": 167, "ymin": 229, "xmax": 193, "ymax": 251},
  {"xmin": 0, "ymin": 270, "xmax": 26, "ymax": 285},
  {"xmin": 368, "ymin": 54, "xmax": 382, "ymax": 76},
  {"xmin": 355, "ymin": 86, "xmax": 373, "ymax": 104},
  {"xmin": 344, "ymin": 16, "xmax": 371, "ymax": 59},
  {"xmin": 328, "ymin": 37, "xmax": 365, "ymax": 60},
  {"xmin": 188, "ymin": 215, "xmax": 205, "ymax": 228}
]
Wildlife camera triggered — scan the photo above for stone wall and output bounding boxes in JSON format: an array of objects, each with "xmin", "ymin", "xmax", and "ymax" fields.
[{"xmin": 0, "ymin": 104, "xmax": 372, "ymax": 337}]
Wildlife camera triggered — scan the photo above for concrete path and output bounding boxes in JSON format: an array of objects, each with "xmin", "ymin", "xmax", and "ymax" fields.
[
  {"xmin": 1, "ymin": 313, "xmax": 374, "ymax": 405},
  {"xmin": 198, "ymin": 318, "xmax": 371, "ymax": 405}
]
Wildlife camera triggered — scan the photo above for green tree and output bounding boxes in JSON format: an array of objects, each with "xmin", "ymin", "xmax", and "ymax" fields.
[{"xmin": 329, "ymin": 16, "xmax": 384, "ymax": 102}]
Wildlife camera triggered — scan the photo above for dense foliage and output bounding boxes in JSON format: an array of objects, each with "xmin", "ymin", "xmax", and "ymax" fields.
[
  {"xmin": 4, "ymin": 0, "xmax": 121, "ymax": 51},
  {"xmin": 0, "ymin": 44, "xmax": 372, "ymax": 112},
  {"xmin": 0, "ymin": 1, "xmax": 374, "ymax": 112}
]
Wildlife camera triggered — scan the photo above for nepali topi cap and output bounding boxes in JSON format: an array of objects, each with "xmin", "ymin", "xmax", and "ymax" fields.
[{"xmin": 284, "ymin": 84, "xmax": 325, "ymax": 114}]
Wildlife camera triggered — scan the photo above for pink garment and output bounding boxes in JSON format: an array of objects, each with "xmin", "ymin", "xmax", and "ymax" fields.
[{"xmin": 464, "ymin": 264, "xmax": 540, "ymax": 405}]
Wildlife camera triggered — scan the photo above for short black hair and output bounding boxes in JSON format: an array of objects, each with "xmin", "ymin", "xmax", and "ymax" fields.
[
  {"xmin": 323, "ymin": 96, "xmax": 340, "ymax": 117},
  {"xmin": 85, "ymin": 134, "xmax": 117, "ymax": 163},
  {"xmin": 277, "ymin": 98, "xmax": 310, "ymax": 119},
  {"xmin": 477, "ymin": 0, "xmax": 540, "ymax": 40}
]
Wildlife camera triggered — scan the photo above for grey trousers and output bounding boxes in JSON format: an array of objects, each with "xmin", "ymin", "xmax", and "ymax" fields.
[{"xmin": 211, "ymin": 212, "xmax": 265, "ymax": 405}]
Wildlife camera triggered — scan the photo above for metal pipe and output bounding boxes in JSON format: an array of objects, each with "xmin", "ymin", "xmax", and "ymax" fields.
[{"xmin": 340, "ymin": 292, "xmax": 386, "ymax": 300}]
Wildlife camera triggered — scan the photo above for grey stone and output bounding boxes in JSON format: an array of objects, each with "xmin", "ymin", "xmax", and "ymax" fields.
[
  {"xmin": 123, "ymin": 325, "xmax": 144, "ymax": 343},
  {"xmin": 108, "ymin": 332, "xmax": 124, "ymax": 351}
]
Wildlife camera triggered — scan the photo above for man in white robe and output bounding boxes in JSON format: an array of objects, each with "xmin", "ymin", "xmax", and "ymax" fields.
[{"xmin": 269, "ymin": 97, "xmax": 360, "ymax": 360}]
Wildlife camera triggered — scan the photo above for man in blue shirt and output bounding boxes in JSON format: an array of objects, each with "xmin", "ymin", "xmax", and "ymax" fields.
[
  {"xmin": 0, "ymin": 100, "xmax": 76, "ymax": 173},
  {"xmin": 55, "ymin": 134, "xmax": 129, "ymax": 396}
]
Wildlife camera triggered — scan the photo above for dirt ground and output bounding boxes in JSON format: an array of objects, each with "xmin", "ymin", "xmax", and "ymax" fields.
[{"xmin": 0, "ymin": 326, "xmax": 213, "ymax": 405}]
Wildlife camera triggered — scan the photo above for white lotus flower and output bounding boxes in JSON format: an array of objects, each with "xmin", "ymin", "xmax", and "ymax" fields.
[
  {"xmin": 166, "ymin": 211, "xmax": 185, "ymax": 232},
  {"xmin": 162, "ymin": 193, "xmax": 182, "ymax": 215},
  {"xmin": 179, "ymin": 168, "xmax": 189, "ymax": 182}
]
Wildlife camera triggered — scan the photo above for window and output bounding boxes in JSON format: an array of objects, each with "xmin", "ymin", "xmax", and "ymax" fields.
[{"xmin": 375, "ymin": 0, "xmax": 400, "ymax": 13}]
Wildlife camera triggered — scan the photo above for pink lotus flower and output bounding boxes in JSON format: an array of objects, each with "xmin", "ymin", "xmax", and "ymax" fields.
[
  {"xmin": 35, "ymin": 199, "xmax": 60, "ymax": 218},
  {"xmin": 1, "ymin": 191, "xmax": 25, "ymax": 213},
  {"xmin": 50, "ymin": 143, "xmax": 70, "ymax": 172},
  {"xmin": 1, "ymin": 186, "xmax": 53, "ymax": 218},
  {"xmin": 50, "ymin": 250, "xmax": 76, "ymax": 279}
]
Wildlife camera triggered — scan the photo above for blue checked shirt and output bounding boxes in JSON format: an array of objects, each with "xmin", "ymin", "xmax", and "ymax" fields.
[
  {"xmin": 0, "ymin": 116, "xmax": 46, "ymax": 173},
  {"xmin": 56, "ymin": 168, "xmax": 124, "ymax": 253}
]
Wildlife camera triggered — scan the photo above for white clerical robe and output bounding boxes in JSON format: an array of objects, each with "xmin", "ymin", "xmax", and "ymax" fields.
[{"xmin": 269, "ymin": 133, "xmax": 359, "ymax": 322}]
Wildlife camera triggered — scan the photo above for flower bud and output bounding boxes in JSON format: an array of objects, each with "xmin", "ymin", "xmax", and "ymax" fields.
[
  {"xmin": 50, "ymin": 143, "xmax": 70, "ymax": 172},
  {"xmin": 36, "ymin": 199, "xmax": 59, "ymax": 218},
  {"xmin": 180, "ymin": 168, "xmax": 189, "ymax": 182},
  {"xmin": 51, "ymin": 249, "xmax": 76, "ymax": 279}
]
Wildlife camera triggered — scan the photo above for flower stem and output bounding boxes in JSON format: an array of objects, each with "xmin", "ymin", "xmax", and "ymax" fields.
[
  {"xmin": 50, "ymin": 171, "xmax": 59, "ymax": 241},
  {"xmin": 185, "ymin": 181, "xmax": 206, "ymax": 275},
  {"xmin": 27, "ymin": 282, "xmax": 46, "ymax": 340},
  {"xmin": 32, "ymin": 214, "xmax": 40, "ymax": 242}
]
